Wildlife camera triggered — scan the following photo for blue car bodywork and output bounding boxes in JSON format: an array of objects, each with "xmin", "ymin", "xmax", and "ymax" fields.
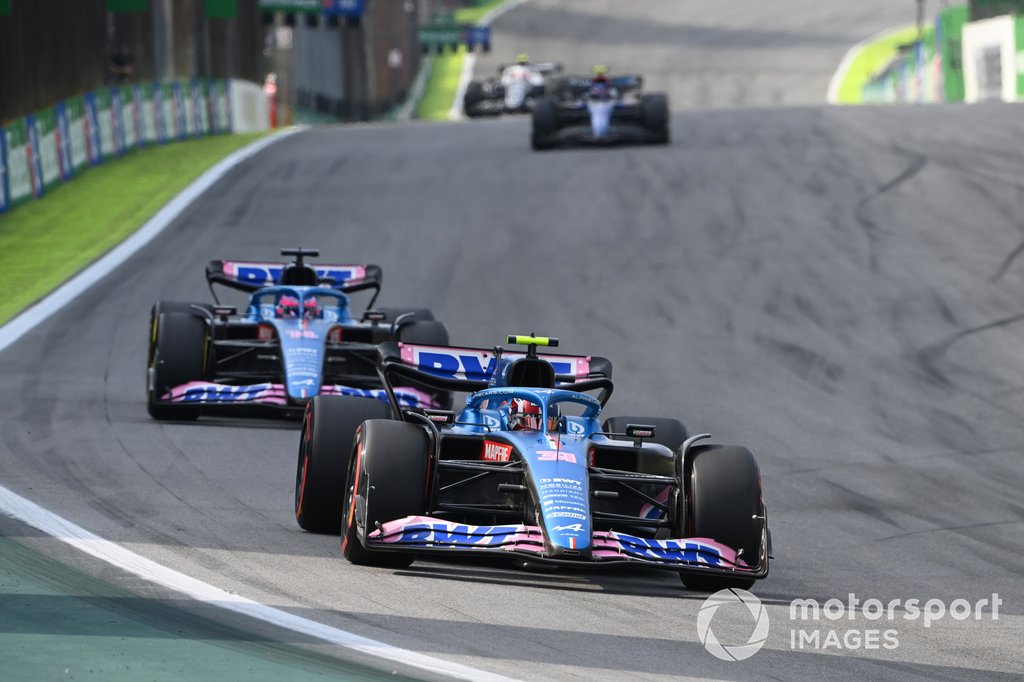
[
  {"xmin": 341, "ymin": 337, "xmax": 769, "ymax": 585},
  {"xmin": 147, "ymin": 250, "xmax": 443, "ymax": 418}
]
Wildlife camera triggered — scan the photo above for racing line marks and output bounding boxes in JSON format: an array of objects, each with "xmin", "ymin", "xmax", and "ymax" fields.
[{"xmin": 854, "ymin": 146, "xmax": 928, "ymax": 273}]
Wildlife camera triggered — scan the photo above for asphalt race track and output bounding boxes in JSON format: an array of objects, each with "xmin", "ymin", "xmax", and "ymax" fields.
[{"xmin": 2, "ymin": 2, "xmax": 1023, "ymax": 680}]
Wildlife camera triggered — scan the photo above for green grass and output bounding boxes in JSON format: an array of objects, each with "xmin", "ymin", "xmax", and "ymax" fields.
[
  {"xmin": 414, "ymin": 0, "xmax": 512, "ymax": 120},
  {"xmin": 0, "ymin": 132, "xmax": 268, "ymax": 325},
  {"xmin": 416, "ymin": 51, "xmax": 467, "ymax": 120},
  {"xmin": 834, "ymin": 25, "xmax": 924, "ymax": 103},
  {"xmin": 454, "ymin": 0, "xmax": 506, "ymax": 24}
]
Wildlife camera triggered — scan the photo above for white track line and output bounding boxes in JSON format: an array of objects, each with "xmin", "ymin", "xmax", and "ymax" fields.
[
  {"xmin": 826, "ymin": 24, "xmax": 916, "ymax": 104},
  {"xmin": 447, "ymin": 0, "xmax": 530, "ymax": 121},
  {"xmin": 0, "ymin": 130, "xmax": 516, "ymax": 682},
  {"xmin": 0, "ymin": 486, "xmax": 515, "ymax": 682}
]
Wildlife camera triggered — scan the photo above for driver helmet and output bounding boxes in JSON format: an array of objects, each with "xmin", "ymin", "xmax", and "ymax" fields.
[
  {"xmin": 590, "ymin": 66, "xmax": 612, "ymax": 100},
  {"xmin": 302, "ymin": 296, "xmax": 320, "ymax": 319},
  {"xmin": 515, "ymin": 53, "xmax": 530, "ymax": 65},
  {"xmin": 276, "ymin": 294, "xmax": 300, "ymax": 318},
  {"xmin": 509, "ymin": 398, "xmax": 560, "ymax": 431}
]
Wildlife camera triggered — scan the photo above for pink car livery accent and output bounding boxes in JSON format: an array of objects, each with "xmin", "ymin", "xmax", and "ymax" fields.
[
  {"xmin": 163, "ymin": 382, "xmax": 438, "ymax": 408},
  {"xmin": 367, "ymin": 515, "xmax": 752, "ymax": 570}
]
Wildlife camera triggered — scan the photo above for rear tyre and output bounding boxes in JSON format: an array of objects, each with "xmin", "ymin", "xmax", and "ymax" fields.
[
  {"xmin": 147, "ymin": 312, "xmax": 208, "ymax": 421},
  {"xmin": 343, "ymin": 419, "xmax": 430, "ymax": 567},
  {"xmin": 148, "ymin": 301, "xmax": 212, "ymax": 365},
  {"xmin": 374, "ymin": 307, "xmax": 435, "ymax": 324},
  {"xmin": 531, "ymin": 98, "xmax": 559, "ymax": 150},
  {"xmin": 679, "ymin": 444, "xmax": 764, "ymax": 591},
  {"xmin": 397, "ymin": 320, "xmax": 449, "ymax": 346},
  {"xmin": 602, "ymin": 416, "xmax": 688, "ymax": 452},
  {"xmin": 640, "ymin": 93, "xmax": 670, "ymax": 144},
  {"xmin": 463, "ymin": 81, "xmax": 485, "ymax": 117},
  {"xmin": 397, "ymin": 321, "xmax": 452, "ymax": 409},
  {"xmin": 294, "ymin": 395, "xmax": 391, "ymax": 534}
]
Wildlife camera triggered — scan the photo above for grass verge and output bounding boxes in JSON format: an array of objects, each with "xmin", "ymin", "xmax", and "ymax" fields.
[
  {"xmin": 0, "ymin": 132, "xmax": 268, "ymax": 325},
  {"xmin": 414, "ymin": 0, "xmax": 512, "ymax": 120},
  {"xmin": 416, "ymin": 52, "xmax": 467, "ymax": 120},
  {"xmin": 834, "ymin": 26, "xmax": 921, "ymax": 104},
  {"xmin": 455, "ymin": 0, "xmax": 506, "ymax": 25}
]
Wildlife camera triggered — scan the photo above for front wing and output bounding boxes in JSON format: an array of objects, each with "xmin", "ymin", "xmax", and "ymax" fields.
[
  {"xmin": 158, "ymin": 382, "xmax": 438, "ymax": 409},
  {"xmin": 366, "ymin": 515, "xmax": 766, "ymax": 577},
  {"xmin": 540, "ymin": 123, "xmax": 663, "ymax": 147}
]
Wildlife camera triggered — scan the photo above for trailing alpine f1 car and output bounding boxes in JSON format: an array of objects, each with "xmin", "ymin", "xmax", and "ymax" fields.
[
  {"xmin": 294, "ymin": 335, "xmax": 770, "ymax": 591},
  {"xmin": 463, "ymin": 56, "xmax": 563, "ymax": 117},
  {"xmin": 531, "ymin": 69, "xmax": 669, "ymax": 150},
  {"xmin": 147, "ymin": 248, "xmax": 448, "ymax": 420}
]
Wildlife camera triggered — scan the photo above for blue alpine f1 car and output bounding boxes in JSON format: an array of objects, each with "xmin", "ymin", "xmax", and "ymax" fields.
[
  {"xmin": 147, "ymin": 248, "xmax": 448, "ymax": 420},
  {"xmin": 294, "ymin": 335, "xmax": 770, "ymax": 591}
]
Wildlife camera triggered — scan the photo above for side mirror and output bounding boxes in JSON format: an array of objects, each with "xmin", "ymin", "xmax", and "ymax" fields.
[{"xmin": 625, "ymin": 423, "xmax": 656, "ymax": 447}]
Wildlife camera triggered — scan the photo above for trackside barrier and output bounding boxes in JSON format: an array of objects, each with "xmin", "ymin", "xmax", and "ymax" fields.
[
  {"xmin": 861, "ymin": 23, "xmax": 941, "ymax": 105},
  {"xmin": 0, "ymin": 79, "xmax": 265, "ymax": 215}
]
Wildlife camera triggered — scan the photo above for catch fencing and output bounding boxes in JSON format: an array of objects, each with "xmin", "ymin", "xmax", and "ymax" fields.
[{"xmin": 0, "ymin": 80, "xmax": 247, "ymax": 215}]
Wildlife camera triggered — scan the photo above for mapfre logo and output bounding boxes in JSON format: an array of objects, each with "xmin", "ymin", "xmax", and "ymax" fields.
[
  {"xmin": 697, "ymin": 588, "xmax": 769, "ymax": 661},
  {"xmin": 481, "ymin": 440, "xmax": 512, "ymax": 462}
]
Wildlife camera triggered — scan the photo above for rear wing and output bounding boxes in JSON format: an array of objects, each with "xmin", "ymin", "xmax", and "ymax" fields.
[
  {"xmin": 561, "ymin": 74, "xmax": 643, "ymax": 96},
  {"xmin": 206, "ymin": 260, "xmax": 382, "ymax": 298},
  {"xmin": 377, "ymin": 341, "xmax": 613, "ymax": 416}
]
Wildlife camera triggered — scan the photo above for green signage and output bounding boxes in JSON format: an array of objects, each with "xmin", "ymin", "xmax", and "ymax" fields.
[
  {"xmin": 940, "ymin": 5, "xmax": 967, "ymax": 103},
  {"xmin": 105, "ymin": 0, "xmax": 148, "ymax": 12},
  {"xmin": 0, "ymin": 0, "xmax": 11, "ymax": 18},
  {"xmin": 419, "ymin": 25, "xmax": 468, "ymax": 46},
  {"xmin": 970, "ymin": 0, "xmax": 1024, "ymax": 20},
  {"xmin": 204, "ymin": 0, "xmax": 237, "ymax": 19},
  {"xmin": 258, "ymin": 0, "xmax": 319, "ymax": 13}
]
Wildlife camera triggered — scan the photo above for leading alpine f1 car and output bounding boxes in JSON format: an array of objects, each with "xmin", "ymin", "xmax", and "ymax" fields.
[
  {"xmin": 147, "ymin": 248, "xmax": 449, "ymax": 420},
  {"xmin": 531, "ymin": 69, "xmax": 669, "ymax": 150},
  {"xmin": 294, "ymin": 335, "xmax": 770, "ymax": 591}
]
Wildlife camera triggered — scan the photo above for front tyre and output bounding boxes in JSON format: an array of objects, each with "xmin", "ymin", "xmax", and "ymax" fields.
[
  {"xmin": 679, "ymin": 444, "xmax": 764, "ymax": 592},
  {"xmin": 343, "ymin": 419, "xmax": 430, "ymax": 568},
  {"xmin": 147, "ymin": 311, "xmax": 207, "ymax": 421},
  {"xmin": 294, "ymin": 395, "xmax": 391, "ymax": 534}
]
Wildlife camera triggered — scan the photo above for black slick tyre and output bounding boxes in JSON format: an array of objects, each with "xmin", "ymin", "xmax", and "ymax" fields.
[
  {"xmin": 640, "ymin": 93, "xmax": 670, "ymax": 144},
  {"xmin": 294, "ymin": 395, "xmax": 391, "ymax": 534},
  {"xmin": 147, "ymin": 311, "xmax": 208, "ymax": 421},
  {"xmin": 463, "ymin": 81, "xmax": 485, "ymax": 117},
  {"xmin": 679, "ymin": 444, "xmax": 764, "ymax": 591},
  {"xmin": 396, "ymin": 321, "xmax": 452, "ymax": 408},
  {"xmin": 342, "ymin": 419, "xmax": 429, "ymax": 568},
  {"xmin": 531, "ymin": 98, "xmax": 558, "ymax": 150},
  {"xmin": 602, "ymin": 416, "xmax": 688, "ymax": 452},
  {"xmin": 374, "ymin": 307, "xmax": 435, "ymax": 324}
]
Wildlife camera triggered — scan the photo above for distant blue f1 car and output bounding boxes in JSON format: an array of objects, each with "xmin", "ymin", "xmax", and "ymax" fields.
[
  {"xmin": 531, "ymin": 70, "xmax": 670, "ymax": 150},
  {"xmin": 147, "ymin": 248, "xmax": 449, "ymax": 420},
  {"xmin": 295, "ymin": 335, "xmax": 770, "ymax": 591}
]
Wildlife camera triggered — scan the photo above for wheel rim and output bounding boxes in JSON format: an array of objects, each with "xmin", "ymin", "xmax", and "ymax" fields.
[
  {"xmin": 295, "ymin": 410, "xmax": 314, "ymax": 517},
  {"xmin": 341, "ymin": 447, "xmax": 360, "ymax": 553}
]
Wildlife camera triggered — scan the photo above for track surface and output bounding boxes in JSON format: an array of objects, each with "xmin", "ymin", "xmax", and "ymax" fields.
[
  {"xmin": 473, "ymin": 0, "xmax": 913, "ymax": 108},
  {"xmin": 2, "ymin": 2, "xmax": 1024, "ymax": 680}
]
